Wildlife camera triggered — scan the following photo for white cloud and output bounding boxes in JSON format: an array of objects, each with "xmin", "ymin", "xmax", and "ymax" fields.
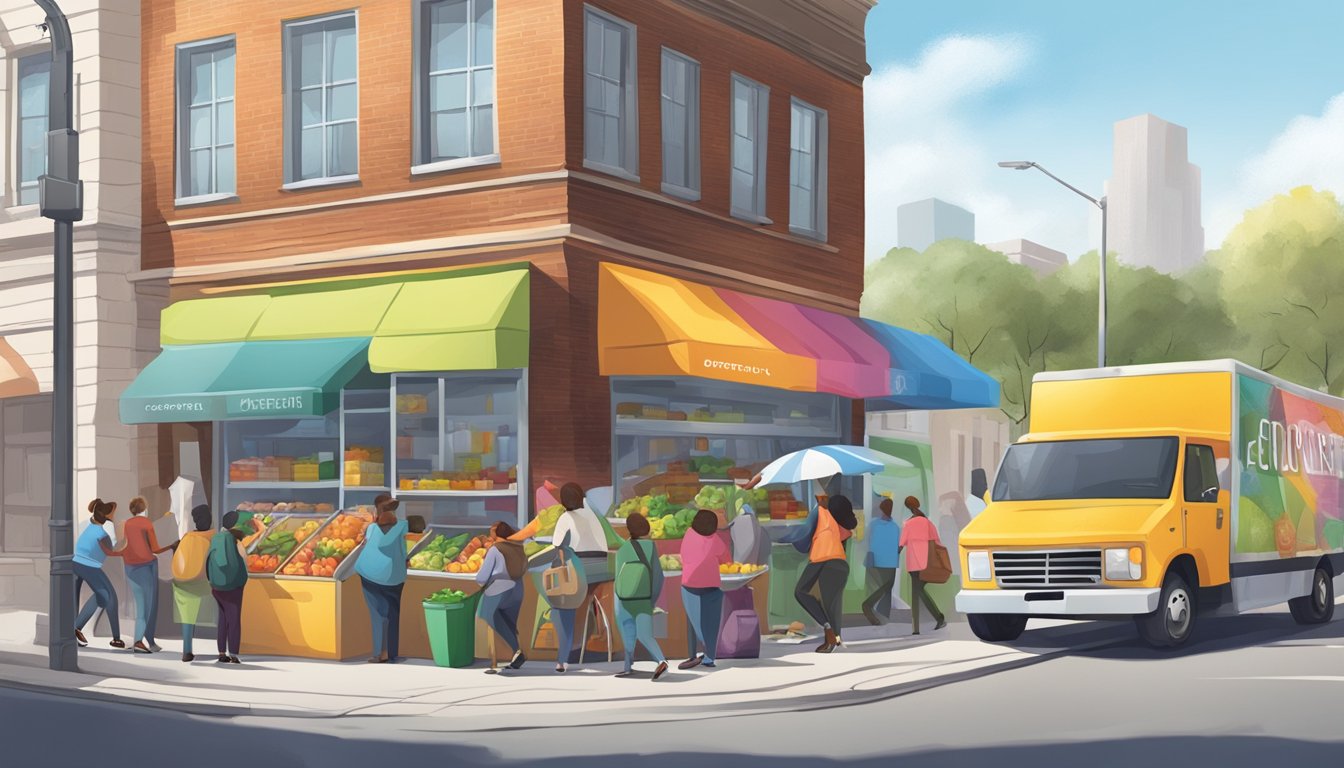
[
  {"xmin": 1208, "ymin": 93, "xmax": 1344, "ymax": 248},
  {"xmin": 864, "ymin": 35, "xmax": 1095, "ymax": 262}
]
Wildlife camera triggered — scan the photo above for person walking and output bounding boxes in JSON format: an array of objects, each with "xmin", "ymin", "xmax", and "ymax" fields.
[
  {"xmin": 862, "ymin": 496, "xmax": 902, "ymax": 625},
  {"xmin": 613, "ymin": 513, "xmax": 668, "ymax": 680},
  {"xmin": 899, "ymin": 496, "xmax": 947, "ymax": 635},
  {"xmin": 678, "ymin": 509, "xmax": 730, "ymax": 670},
  {"xmin": 73, "ymin": 499, "xmax": 126, "ymax": 649},
  {"xmin": 172, "ymin": 505, "xmax": 215, "ymax": 662},
  {"xmin": 793, "ymin": 494, "xmax": 858, "ymax": 653},
  {"xmin": 476, "ymin": 521, "xmax": 529, "ymax": 672},
  {"xmin": 550, "ymin": 482, "xmax": 615, "ymax": 673},
  {"xmin": 207, "ymin": 509, "xmax": 254, "ymax": 663},
  {"xmin": 354, "ymin": 494, "xmax": 408, "ymax": 664},
  {"xmin": 122, "ymin": 496, "xmax": 177, "ymax": 654}
]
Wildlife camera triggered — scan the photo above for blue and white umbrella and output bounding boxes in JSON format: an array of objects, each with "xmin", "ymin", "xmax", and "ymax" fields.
[{"xmin": 756, "ymin": 444, "xmax": 899, "ymax": 486}]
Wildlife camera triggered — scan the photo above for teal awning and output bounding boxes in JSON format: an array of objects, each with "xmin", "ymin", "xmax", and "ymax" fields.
[{"xmin": 119, "ymin": 338, "xmax": 369, "ymax": 424}]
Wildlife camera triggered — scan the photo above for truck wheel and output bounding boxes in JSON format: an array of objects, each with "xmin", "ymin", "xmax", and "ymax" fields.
[
  {"xmin": 1289, "ymin": 567, "xmax": 1335, "ymax": 625},
  {"xmin": 1135, "ymin": 572, "xmax": 1196, "ymax": 648},
  {"xmin": 968, "ymin": 613, "xmax": 1028, "ymax": 642}
]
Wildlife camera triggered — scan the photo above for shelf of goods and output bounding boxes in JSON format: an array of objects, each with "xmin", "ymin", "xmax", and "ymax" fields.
[
  {"xmin": 240, "ymin": 506, "xmax": 376, "ymax": 661},
  {"xmin": 399, "ymin": 525, "xmax": 508, "ymax": 661}
]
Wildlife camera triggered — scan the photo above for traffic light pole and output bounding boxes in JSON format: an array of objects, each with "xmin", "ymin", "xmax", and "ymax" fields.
[{"xmin": 35, "ymin": 0, "xmax": 83, "ymax": 673}]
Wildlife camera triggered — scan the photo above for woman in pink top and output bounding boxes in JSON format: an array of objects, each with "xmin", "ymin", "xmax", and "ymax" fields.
[
  {"xmin": 678, "ymin": 509, "xmax": 730, "ymax": 670},
  {"xmin": 899, "ymin": 496, "xmax": 947, "ymax": 635}
]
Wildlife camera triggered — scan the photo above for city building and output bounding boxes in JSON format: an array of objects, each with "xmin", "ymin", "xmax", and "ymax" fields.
[
  {"xmin": 986, "ymin": 238, "xmax": 1067, "ymax": 277},
  {"xmin": 0, "ymin": 2, "xmax": 148, "ymax": 609},
  {"xmin": 1106, "ymin": 113, "xmax": 1204, "ymax": 273},
  {"xmin": 895, "ymin": 197, "xmax": 974, "ymax": 252}
]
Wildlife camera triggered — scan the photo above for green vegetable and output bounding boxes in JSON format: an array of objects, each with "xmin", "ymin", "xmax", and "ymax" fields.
[{"xmin": 426, "ymin": 588, "xmax": 468, "ymax": 605}]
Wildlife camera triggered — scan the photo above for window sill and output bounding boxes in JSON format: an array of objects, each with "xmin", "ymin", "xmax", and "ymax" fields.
[
  {"xmin": 730, "ymin": 208, "xmax": 773, "ymax": 226},
  {"xmin": 411, "ymin": 155, "xmax": 501, "ymax": 176},
  {"xmin": 582, "ymin": 159, "xmax": 640, "ymax": 184},
  {"xmin": 175, "ymin": 193, "xmax": 239, "ymax": 209},
  {"xmin": 661, "ymin": 182, "xmax": 701, "ymax": 202},
  {"xmin": 3, "ymin": 202, "xmax": 39, "ymax": 214},
  {"xmin": 281, "ymin": 175, "xmax": 361, "ymax": 192},
  {"xmin": 788, "ymin": 224, "xmax": 827, "ymax": 243}
]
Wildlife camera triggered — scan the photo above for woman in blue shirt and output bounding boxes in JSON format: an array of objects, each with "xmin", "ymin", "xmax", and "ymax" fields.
[
  {"xmin": 354, "ymin": 495, "xmax": 407, "ymax": 664},
  {"xmin": 862, "ymin": 497, "xmax": 903, "ymax": 625},
  {"xmin": 74, "ymin": 498, "xmax": 126, "ymax": 649}
]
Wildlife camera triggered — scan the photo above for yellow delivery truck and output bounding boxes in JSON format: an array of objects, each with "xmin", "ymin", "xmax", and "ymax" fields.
[{"xmin": 958, "ymin": 360, "xmax": 1344, "ymax": 647}]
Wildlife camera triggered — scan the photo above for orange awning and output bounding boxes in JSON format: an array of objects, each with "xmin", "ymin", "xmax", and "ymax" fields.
[
  {"xmin": 598, "ymin": 264, "xmax": 817, "ymax": 391},
  {"xmin": 0, "ymin": 337, "xmax": 39, "ymax": 399}
]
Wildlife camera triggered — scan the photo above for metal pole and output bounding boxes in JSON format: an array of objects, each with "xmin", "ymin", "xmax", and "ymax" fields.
[
  {"xmin": 35, "ymin": 0, "xmax": 83, "ymax": 673},
  {"xmin": 1098, "ymin": 197, "xmax": 1108, "ymax": 368}
]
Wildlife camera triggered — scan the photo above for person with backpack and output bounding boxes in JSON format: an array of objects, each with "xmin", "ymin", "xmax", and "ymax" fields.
[
  {"xmin": 476, "ymin": 521, "xmax": 529, "ymax": 672},
  {"xmin": 899, "ymin": 495, "xmax": 947, "ymax": 635},
  {"xmin": 73, "ymin": 498, "xmax": 126, "ymax": 649},
  {"xmin": 207, "ymin": 509, "xmax": 255, "ymax": 664},
  {"xmin": 678, "ymin": 509, "xmax": 730, "ymax": 670},
  {"xmin": 354, "ymin": 494, "xmax": 408, "ymax": 664},
  {"xmin": 793, "ymin": 494, "xmax": 858, "ymax": 653},
  {"xmin": 613, "ymin": 513, "xmax": 668, "ymax": 680},
  {"xmin": 172, "ymin": 504, "xmax": 216, "ymax": 662}
]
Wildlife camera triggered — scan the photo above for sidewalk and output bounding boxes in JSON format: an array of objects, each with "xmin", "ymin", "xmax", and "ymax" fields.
[{"xmin": 0, "ymin": 609, "xmax": 1124, "ymax": 729}]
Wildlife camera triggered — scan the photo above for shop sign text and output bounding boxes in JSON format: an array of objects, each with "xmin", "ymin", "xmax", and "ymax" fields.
[
  {"xmin": 226, "ymin": 392, "xmax": 315, "ymax": 417},
  {"xmin": 702, "ymin": 358, "xmax": 772, "ymax": 378}
]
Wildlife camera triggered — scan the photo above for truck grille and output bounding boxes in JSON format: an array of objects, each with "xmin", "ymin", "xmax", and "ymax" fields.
[{"xmin": 993, "ymin": 550, "xmax": 1102, "ymax": 588}]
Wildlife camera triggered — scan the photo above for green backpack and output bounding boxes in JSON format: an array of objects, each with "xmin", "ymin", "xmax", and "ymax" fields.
[{"xmin": 615, "ymin": 541, "xmax": 653, "ymax": 601}]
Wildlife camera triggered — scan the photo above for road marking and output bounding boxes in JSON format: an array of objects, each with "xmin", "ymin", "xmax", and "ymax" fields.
[{"xmin": 1215, "ymin": 676, "xmax": 1344, "ymax": 683}]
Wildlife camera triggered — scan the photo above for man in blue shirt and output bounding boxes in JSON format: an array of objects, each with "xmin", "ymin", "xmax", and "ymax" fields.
[{"xmin": 862, "ymin": 497, "xmax": 902, "ymax": 625}]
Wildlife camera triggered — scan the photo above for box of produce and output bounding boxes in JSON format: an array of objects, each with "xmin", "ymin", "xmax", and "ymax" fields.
[
  {"xmin": 444, "ymin": 532, "xmax": 500, "ymax": 574},
  {"xmin": 396, "ymin": 394, "xmax": 429, "ymax": 414},
  {"xmin": 640, "ymin": 405, "xmax": 668, "ymax": 420},
  {"xmin": 689, "ymin": 456, "xmax": 735, "ymax": 479},
  {"xmin": 245, "ymin": 518, "xmax": 318, "ymax": 574},
  {"xmin": 407, "ymin": 531, "xmax": 473, "ymax": 573},
  {"xmin": 280, "ymin": 509, "xmax": 373, "ymax": 577}
]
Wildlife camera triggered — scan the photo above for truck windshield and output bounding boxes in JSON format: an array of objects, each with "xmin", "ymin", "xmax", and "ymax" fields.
[{"xmin": 993, "ymin": 437, "xmax": 1180, "ymax": 501}]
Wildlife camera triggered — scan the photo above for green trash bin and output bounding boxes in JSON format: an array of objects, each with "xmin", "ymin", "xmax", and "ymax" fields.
[{"xmin": 423, "ymin": 592, "xmax": 481, "ymax": 668}]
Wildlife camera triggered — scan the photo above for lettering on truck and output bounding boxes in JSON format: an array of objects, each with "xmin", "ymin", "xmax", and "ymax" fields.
[{"xmin": 1247, "ymin": 417, "xmax": 1344, "ymax": 478}]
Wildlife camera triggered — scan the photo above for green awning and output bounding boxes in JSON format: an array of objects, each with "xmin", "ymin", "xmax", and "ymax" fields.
[
  {"xmin": 369, "ymin": 269, "xmax": 529, "ymax": 372},
  {"xmin": 119, "ymin": 338, "xmax": 369, "ymax": 424}
]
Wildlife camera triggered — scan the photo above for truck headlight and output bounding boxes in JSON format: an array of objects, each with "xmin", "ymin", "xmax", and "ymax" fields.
[
  {"xmin": 967, "ymin": 551, "xmax": 991, "ymax": 581},
  {"xmin": 1104, "ymin": 547, "xmax": 1143, "ymax": 581}
]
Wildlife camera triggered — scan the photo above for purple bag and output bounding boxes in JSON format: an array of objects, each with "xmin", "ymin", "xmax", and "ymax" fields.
[{"xmin": 716, "ymin": 586, "xmax": 761, "ymax": 659}]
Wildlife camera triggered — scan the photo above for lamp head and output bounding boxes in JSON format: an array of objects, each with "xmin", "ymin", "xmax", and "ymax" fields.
[{"xmin": 998, "ymin": 161, "xmax": 1034, "ymax": 170}]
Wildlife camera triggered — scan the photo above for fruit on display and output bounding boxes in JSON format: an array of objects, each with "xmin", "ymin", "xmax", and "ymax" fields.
[
  {"xmin": 408, "ymin": 532, "xmax": 472, "ymax": 572},
  {"xmin": 658, "ymin": 554, "xmax": 682, "ymax": 571},
  {"xmin": 652, "ymin": 507, "xmax": 697, "ymax": 540},
  {"xmin": 693, "ymin": 485, "xmax": 731, "ymax": 511},
  {"xmin": 292, "ymin": 519, "xmax": 321, "ymax": 543},
  {"xmin": 719, "ymin": 562, "xmax": 767, "ymax": 575},
  {"xmin": 425, "ymin": 588, "xmax": 468, "ymax": 605},
  {"xmin": 283, "ymin": 509, "xmax": 373, "ymax": 577},
  {"xmin": 283, "ymin": 548, "xmax": 341, "ymax": 578},
  {"xmin": 247, "ymin": 554, "xmax": 283, "ymax": 573},
  {"xmin": 445, "ymin": 533, "xmax": 500, "ymax": 574},
  {"xmin": 688, "ymin": 456, "xmax": 736, "ymax": 478},
  {"xmin": 536, "ymin": 504, "xmax": 564, "ymax": 537}
]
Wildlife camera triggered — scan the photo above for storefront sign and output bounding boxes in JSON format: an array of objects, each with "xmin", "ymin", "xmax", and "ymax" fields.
[
  {"xmin": 139, "ymin": 399, "xmax": 210, "ymax": 417},
  {"xmin": 702, "ymin": 358, "xmax": 772, "ymax": 378},
  {"xmin": 225, "ymin": 391, "xmax": 317, "ymax": 418}
]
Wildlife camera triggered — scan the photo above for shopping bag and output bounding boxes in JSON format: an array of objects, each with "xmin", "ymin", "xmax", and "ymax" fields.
[
  {"xmin": 922, "ymin": 541, "xmax": 953, "ymax": 584},
  {"xmin": 543, "ymin": 552, "xmax": 585, "ymax": 609}
]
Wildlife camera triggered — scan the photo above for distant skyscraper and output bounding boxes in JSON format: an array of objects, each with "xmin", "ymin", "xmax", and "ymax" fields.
[
  {"xmin": 1106, "ymin": 114, "xmax": 1204, "ymax": 273},
  {"xmin": 986, "ymin": 239, "xmax": 1067, "ymax": 277},
  {"xmin": 896, "ymin": 198, "xmax": 975, "ymax": 252}
]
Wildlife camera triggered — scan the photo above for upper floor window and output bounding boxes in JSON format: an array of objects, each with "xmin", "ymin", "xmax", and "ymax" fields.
[
  {"xmin": 176, "ymin": 38, "xmax": 236, "ymax": 202},
  {"xmin": 415, "ymin": 0, "xmax": 496, "ymax": 171},
  {"xmin": 660, "ymin": 48, "xmax": 699, "ymax": 200},
  {"xmin": 583, "ymin": 7, "xmax": 638, "ymax": 180},
  {"xmin": 16, "ymin": 53, "xmax": 50, "ymax": 207},
  {"xmin": 789, "ymin": 98, "xmax": 827, "ymax": 240},
  {"xmin": 730, "ymin": 74, "xmax": 768, "ymax": 222},
  {"xmin": 284, "ymin": 13, "xmax": 358, "ymax": 186}
]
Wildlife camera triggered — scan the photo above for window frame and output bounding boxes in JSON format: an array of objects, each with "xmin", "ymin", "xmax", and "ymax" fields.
[
  {"xmin": 12, "ymin": 50, "xmax": 51, "ymax": 209},
  {"xmin": 173, "ymin": 35, "xmax": 238, "ymax": 206},
  {"xmin": 729, "ymin": 72, "xmax": 770, "ymax": 224},
  {"xmin": 1183, "ymin": 443, "xmax": 1220, "ymax": 503},
  {"xmin": 659, "ymin": 47, "xmax": 700, "ymax": 201},
  {"xmin": 582, "ymin": 5, "xmax": 639, "ymax": 182},
  {"xmin": 411, "ymin": 0, "xmax": 500, "ymax": 175},
  {"xmin": 282, "ymin": 10, "xmax": 361, "ymax": 190},
  {"xmin": 788, "ymin": 97, "xmax": 828, "ymax": 241}
]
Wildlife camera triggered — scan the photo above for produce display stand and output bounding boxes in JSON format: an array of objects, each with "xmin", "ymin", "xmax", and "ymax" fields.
[
  {"xmin": 240, "ymin": 508, "xmax": 375, "ymax": 661},
  {"xmin": 398, "ymin": 525, "xmax": 502, "ymax": 662}
]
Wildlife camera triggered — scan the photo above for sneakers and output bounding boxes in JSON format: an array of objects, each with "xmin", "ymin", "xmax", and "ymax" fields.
[
  {"xmin": 508, "ymin": 651, "xmax": 526, "ymax": 670},
  {"xmin": 614, "ymin": 670, "xmax": 634, "ymax": 678},
  {"xmin": 133, "ymin": 641, "xmax": 152, "ymax": 654},
  {"xmin": 74, "ymin": 630, "xmax": 88, "ymax": 647},
  {"xmin": 148, "ymin": 642, "xmax": 162, "ymax": 653},
  {"xmin": 934, "ymin": 618, "xmax": 948, "ymax": 631},
  {"xmin": 677, "ymin": 656, "xmax": 702, "ymax": 670},
  {"xmin": 652, "ymin": 661, "xmax": 669, "ymax": 681},
  {"xmin": 228, "ymin": 656, "xmax": 241, "ymax": 664},
  {"xmin": 701, "ymin": 660, "xmax": 717, "ymax": 668},
  {"xmin": 108, "ymin": 639, "xmax": 126, "ymax": 649}
]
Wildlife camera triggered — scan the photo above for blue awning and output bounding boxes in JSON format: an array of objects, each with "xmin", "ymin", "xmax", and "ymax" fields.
[{"xmin": 860, "ymin": 320, "xmax": 1000, "ymax": 411}]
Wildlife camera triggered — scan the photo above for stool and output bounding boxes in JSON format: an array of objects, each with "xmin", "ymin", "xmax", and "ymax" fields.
[{"xmin": 578, "ymin": 592, "xmax": 613, "ymax": 664}]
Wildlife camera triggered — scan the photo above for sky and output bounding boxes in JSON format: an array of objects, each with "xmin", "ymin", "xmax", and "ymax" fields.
[{"xmin": 862, "ymin": 0, "xmax": 1344, "ymax": 262}]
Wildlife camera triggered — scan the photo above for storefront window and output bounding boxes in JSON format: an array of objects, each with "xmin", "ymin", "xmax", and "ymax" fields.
[
  {"xmin": 222, "ymin": 413, "xmax": 341, "ymax": 515},
  {"xmin": 393, "ymin": 372, "xmax": 524, "ymax": 528}
]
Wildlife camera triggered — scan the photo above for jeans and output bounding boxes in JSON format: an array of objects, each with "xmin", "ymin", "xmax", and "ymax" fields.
[
  {"xmin": 615, "ymin": 600, "xmax": 665, "ymax": 672},
  {"xmin": 862, "ymin": 566, "xmax": 898, "ymax": 620},
  {"xmin": 73, "ymin": 562, "xmax": 119, "ymax": 638},
  {"xmin": 909, "ymin": 570, "xmax": 945, "ymax": 634},
  {"xmin": 554, "ymin": 581, "xmax": 605, "ymax": 665},
  {"xmin": 478, "ymin": 584, "xmax": 523, "ymax": 654},
  {"xmin": 182, "ymin": 623, "xmax": 195, "ymax": 655},
  {"xmin": 212, "ymin": 587, "xmax": 244, "ymax": 656},
  {"xmin": 681, "ymin": 586, "xmax": 723, "ymax": 663},
  {"xmin": 125, "ymin": 560, "xmax": 160, "ymax": 644},
  {"xmin": 796, "ymin": 559, "xmax": 849, "ymax": 630},
  {"xmin": 360, "ymin": 580, "xmax": 405, "ymax": 660}
]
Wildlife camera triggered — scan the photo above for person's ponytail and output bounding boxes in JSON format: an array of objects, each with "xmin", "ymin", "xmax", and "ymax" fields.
[{"xmin": 88, "ymin": 498, "xmax": 100, "ymax": 514}]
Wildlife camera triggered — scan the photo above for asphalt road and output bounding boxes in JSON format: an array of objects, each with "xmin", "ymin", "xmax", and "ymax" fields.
[{"xmin": 3, "ymin": 608, "xmax": 1341, "ymax": 768}]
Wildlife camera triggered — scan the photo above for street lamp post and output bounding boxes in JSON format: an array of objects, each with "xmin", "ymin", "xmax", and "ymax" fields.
[
  {"xmin": 35, "ymin": 0, "xmax": 84, "ymax": 673},
  {"xmin": 999, "ymin": 160, "xmax": 1108, "ymax": 368}
]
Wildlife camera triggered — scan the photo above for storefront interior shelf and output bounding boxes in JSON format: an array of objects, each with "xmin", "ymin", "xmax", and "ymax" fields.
[
  {"xmin": 613, "ymin": 419, "xmax": 838, "ymax": 439},
  {"xmin": 395, "ymin": 489, "xmax": 517, "ymax": 498},
  {"xmin": 226, "ymin": 480, "xmax": 342, "ymax": 489},
  {"xmin": 343, "ymin": 408, "xmax": 390, "ymax": 415},
  {"xmin": 344, "ymin": 485, "xmax": 391, "ymax": 491}
]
